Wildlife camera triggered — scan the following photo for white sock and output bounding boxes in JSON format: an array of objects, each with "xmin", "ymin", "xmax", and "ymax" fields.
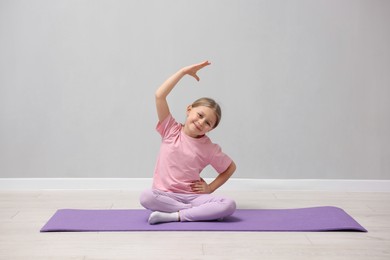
[{"xmin": 148, "ymin": 211, "xmax": 180, "ymax": 225}]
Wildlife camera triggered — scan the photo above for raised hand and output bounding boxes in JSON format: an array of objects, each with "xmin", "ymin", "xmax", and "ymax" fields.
[
  {"xmin": 181, "ymin": 61, "xmax": 211, "ymax": 81},
  {"xmin": 155, "ymin": 60, "xmax": 211, "ymax": 123}
]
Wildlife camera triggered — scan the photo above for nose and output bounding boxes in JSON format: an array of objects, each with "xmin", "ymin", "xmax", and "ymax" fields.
[{"xmin": 199, "ymin": 118, "xmax": 207, "ymax": 126}]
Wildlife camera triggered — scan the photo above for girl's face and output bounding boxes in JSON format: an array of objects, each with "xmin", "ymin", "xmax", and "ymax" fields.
[{"xmin": 183, "ymin": 105, "xmax": 217, "ymax": 138}]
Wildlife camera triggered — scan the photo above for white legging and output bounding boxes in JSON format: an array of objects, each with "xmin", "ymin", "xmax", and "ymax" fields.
[{"xmin": 140, "ymin": 189, "xmax": 236, "ymax": 222}]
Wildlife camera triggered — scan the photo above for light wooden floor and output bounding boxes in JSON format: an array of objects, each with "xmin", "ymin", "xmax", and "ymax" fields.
[{"xmin": 1, "ymin": 190, "xmax": 390, "ymax": 260}]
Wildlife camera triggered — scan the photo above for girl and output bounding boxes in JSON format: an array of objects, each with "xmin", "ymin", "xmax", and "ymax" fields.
[{"xmin": 140, "ymin": 61, "xmax": 236, "ymax": 224}]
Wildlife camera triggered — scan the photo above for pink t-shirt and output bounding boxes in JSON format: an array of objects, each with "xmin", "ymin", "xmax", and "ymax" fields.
[{"xmin": 152, "ymin": 114, "xmax": 232, "ymax": 194}]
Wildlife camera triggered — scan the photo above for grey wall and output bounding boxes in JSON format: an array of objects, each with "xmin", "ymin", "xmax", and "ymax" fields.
[{"xmin": 1, "ymin": 0, "xmax": 389, "ymax": 179}]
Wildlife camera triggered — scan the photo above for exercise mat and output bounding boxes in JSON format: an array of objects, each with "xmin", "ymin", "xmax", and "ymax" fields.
[{"xmin": 40, "ymin": 206, "xmax": 367, "ymax": 232}]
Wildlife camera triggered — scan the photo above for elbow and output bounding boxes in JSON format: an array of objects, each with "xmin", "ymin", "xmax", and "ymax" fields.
[
  {"xmin": 155, "ymin": 91, "xmax": 167, "ymax": 102},
  {"xmin": 231, "ymin": 161, "xmax": 236, "ymax": 171},
  {"xmin": 228, "ymin": 161, "xmax": 236, "ymax": 177}
]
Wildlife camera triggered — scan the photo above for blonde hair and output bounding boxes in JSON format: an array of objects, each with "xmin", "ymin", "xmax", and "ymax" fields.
[{"xmin": 191, "ymin": 97, "xmax": 222, "ymax": 129}]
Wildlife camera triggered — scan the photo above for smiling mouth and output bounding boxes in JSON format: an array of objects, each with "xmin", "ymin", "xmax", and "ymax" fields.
[{"xmin": 194, "ymin": 123, "xmax": 202, "ymax": 131}]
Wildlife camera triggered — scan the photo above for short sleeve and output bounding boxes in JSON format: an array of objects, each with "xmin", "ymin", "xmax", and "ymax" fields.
[
  {"xmin": 156, "ymin": 114, "xmax": 181, "ymax": 139},
  {"xmin": 210, "ymin": 145, "xmax": 233, "ymax": 174}
]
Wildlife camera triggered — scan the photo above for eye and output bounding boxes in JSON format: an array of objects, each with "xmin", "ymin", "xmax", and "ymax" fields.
[{"xmin": 197, "ymin": 113, "xmax": 203, "ymax": 118}]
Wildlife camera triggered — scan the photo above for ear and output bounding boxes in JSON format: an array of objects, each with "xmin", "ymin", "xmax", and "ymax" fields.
[{"xmin": 186, "ymin": 105, "xmax": 192, "ymax": 116}]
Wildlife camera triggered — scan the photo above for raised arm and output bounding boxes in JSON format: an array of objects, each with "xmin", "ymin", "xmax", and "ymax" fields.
[{"xmin": 155, "ymin": 61, "xmax": 211, "ymax": 123}]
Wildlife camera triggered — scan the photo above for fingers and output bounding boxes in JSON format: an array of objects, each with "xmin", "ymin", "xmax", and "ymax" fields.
[
  {"xmin": 193, "ymin": 74, "xmax": 200, "ymax": 81},
  {"xmin": 190, "ymin": 181, "xmax": 200, "ymax": 190},
  {"xmin": 195, "ymin": 60, "xmax": 211, "ymax": 71},
  {"xmin": 190, "ymin": 180, "xmax": 209, "ymax": 193},
  {"xmin": 198, "ymin": 60, "xmax": 211, "ymax": 67},
  {"xmin": 184, "ymin": 60, "xmax": 211, "ymax": 81},
  {"xmin": 190, "ymin": 181, "xmax": 201, "ymax": 192}
]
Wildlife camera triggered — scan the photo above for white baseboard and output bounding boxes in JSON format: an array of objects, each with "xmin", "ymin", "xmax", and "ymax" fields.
[{"xmin": 0, "ymin": 178, "xmax": 390, "ymax": 192}]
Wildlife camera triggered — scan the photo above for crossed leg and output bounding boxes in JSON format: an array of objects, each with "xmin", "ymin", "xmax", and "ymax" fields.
[{"xmin": 139, "ymin": 189, "xmax": 236, "ymax": 224}]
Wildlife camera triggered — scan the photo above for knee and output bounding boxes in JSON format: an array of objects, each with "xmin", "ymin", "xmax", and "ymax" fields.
[
  {"xmin": 139, "ymin": 189, "xmax": 155, "ymax": 210},
  {"xmin": 221, "ymin": 198, "xmax": 236, "ymax": 217}
]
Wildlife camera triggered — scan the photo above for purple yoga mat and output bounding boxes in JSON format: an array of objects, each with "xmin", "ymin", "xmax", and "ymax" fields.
[{"xmin": 40, "ymin": 206, "xmax": 367, "ymax": 232}]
